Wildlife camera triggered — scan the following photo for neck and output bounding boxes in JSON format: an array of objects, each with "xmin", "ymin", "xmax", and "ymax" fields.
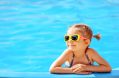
[{"xmin": 73, "ymin": 47, "xmax": 88, "ymax": 58}]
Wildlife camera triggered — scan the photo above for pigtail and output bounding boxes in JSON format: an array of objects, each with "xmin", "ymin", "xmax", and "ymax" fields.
[{"xmin": 93, "ymin": 33, "xmax": 101, "ymax": 40}]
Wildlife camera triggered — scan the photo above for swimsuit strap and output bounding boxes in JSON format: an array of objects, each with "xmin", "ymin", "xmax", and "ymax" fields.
[
  {"xmin": 85, "ymin": 47, "xmax": 92, "ymax": 65},
  {"xmin": 70, "ymin": 53, "xmax": 74, "ymax": 67}
]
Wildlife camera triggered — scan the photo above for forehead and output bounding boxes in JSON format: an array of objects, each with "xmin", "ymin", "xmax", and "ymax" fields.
[{"xmin": 67, "ymin": 28, "xmax": 82, "ymax": 35}]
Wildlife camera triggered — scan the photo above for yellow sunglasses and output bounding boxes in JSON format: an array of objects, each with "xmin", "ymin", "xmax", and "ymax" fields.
[{"xmin": 64, "ymin": 34, "xmax": 87, "ymax": 41}]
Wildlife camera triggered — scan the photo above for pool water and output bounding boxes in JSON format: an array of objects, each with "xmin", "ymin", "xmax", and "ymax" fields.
[{"xmin": 0, "ymin": 0, "xmax": 119, "ymax": 77}]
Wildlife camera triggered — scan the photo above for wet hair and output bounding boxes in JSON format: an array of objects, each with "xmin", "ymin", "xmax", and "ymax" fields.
[{"xmin": 68, "ymin": 24, "xmax": 101, "ymax": 41}]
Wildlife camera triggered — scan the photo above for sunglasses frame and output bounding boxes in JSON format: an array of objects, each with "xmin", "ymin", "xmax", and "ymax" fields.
[{"xmin": 64, "ymin": 34, "xmax": 87, "ymax": 42}]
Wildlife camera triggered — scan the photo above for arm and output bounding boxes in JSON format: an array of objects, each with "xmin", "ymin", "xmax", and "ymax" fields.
[
  {"xmin": 85, "ymin": 48, "xmax": 112, "ymax": 72},
  {"xmin": 49, "ymin": 49, "xmax": 73, "ymax": 74}
]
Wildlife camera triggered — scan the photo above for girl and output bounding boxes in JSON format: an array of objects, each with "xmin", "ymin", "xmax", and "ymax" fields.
[{"xmin": 49, "ymin": 24, "xmax": 111, "ymax": 74}]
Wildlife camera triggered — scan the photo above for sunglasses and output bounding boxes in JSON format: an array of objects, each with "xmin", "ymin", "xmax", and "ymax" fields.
[{"xmin": 64, "ymin": 34, "xmax": 87, "ymax": 41}]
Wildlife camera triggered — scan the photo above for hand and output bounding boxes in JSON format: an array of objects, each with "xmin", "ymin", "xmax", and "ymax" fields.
[
  {"xmin": 71, "ymin": 64, "xmax": 92, "ymax": 74},
  {"xmin": 71, "ymin": 64, "xmax": 86, "ymax": 72}
]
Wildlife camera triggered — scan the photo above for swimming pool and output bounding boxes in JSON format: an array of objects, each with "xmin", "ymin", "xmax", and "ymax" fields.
[{"xmin": 0, "ymin": 0, "xmax": 119, "ymax": 77}]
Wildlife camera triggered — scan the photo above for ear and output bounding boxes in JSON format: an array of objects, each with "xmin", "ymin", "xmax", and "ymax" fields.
[{"xmin": 84, "ymin": 39, "xmax": 90, "ymax": 45}]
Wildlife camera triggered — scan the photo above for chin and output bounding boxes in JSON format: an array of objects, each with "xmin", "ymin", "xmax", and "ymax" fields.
[{"xmin": 68, "ymin": 46, "xmax": 75, "ymax": 50}]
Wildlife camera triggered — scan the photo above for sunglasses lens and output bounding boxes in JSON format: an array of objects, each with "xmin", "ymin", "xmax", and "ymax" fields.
[
  {"xmin": 65, "ymin": 36, "xmax": 69, "ymax": 41},
  {"xmin": 72, "ymin": 35, "xmax": 78, "ymax": 41}
]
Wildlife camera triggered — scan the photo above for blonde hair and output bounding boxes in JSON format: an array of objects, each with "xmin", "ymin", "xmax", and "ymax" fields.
[{"xmin": 68, "ymin": 24, "xmax": 101, "ymax": 41}]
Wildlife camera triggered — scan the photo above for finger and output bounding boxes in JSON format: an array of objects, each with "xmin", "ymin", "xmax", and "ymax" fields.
[
  {"xmin": 71, "ymin": 64, "xmax": 81, "ymax": 69},
  {"xmin": 72, "ymin": 66, "xmax": 80, "ymax": 71},
  {"xmin": 73, "ymin": 67, "xmax": 81, "ymax": 72},
  {"xmin": 71, "ymin": 65, "xmax": 79, "ymax": 70},
  {"xmin": 71, "ymin": 64, "xmax": 87, "ymax": 71},
  {"xmin": 73, "ymin": 68, "xmax": 78, "ymax": 72}
]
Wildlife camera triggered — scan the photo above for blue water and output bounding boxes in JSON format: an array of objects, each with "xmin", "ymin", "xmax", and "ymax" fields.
[{"xmin": 0, "ymin": 0, "xmax": 119, "ymax": 74}]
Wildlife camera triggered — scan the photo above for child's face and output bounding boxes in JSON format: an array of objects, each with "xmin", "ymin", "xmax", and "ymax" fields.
[{"xmin": 66, "ymin": 29, "xmax": 87, "ymax": 51}]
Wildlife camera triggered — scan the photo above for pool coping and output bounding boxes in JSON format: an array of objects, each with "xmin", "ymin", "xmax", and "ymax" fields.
[{"xmin": 0, "ymin": 70, "xmax": 119, "ymax": 77}]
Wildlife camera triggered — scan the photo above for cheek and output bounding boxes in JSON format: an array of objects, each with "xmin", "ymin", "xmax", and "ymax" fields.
[{"xmin": 76, "ymin": 40, "xmax": 84, "ymax": 46}]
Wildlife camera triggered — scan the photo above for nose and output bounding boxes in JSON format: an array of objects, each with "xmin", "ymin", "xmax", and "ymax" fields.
[{"xmin": 68, "ymin": 39, "xmax": 73, "ymax": 43}]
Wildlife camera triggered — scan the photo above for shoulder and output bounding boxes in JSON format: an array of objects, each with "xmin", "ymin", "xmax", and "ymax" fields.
[
  {"xmin": 50, "ymin": 49, "xmax": 73, "ymax": 67},
  {"xmin": 61, "ymin": 48, "xmax": 73, "ymax": 58},
  {"xmin": 87, "ymin": 48, "xmax": 97, "ymax": 53},
  {"xmin": 86, "ymin": 48, "xmax": 99, "ymax": 58}
]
